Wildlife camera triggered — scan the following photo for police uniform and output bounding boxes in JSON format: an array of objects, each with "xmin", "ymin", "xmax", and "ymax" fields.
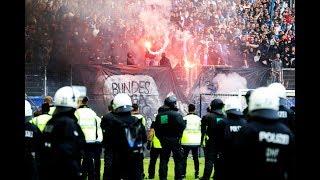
[
  {"xmin": 154, "ymin": 97, "xmax": 186, "ymax": 180},
  {"xmin": 31, "ymin": 103, "xmax": 53, "ymax": 132},
  {"xmin": 101, "ymin": 93, "xmax": 147, "ymax": 180},
  {"xmin": 100, "ymin": 112, "xmax": 116, "ymax": 180},
  {"xmin": 132, "ymin": 112, "xmax": 147, "ymax": 179},
  {"xmin": 215, "ymin": 111, "xmax": 246, "ymax": 180},
  {"xmin": 104, "ymin": 113, "xmax": 147, "ymax": 179},
  {"xmin": 40, "ymin": 86, "xmax": 86, "ymax": 180},
  {"xmin": 48, "ymin": 106, "xmax": 56, "ymax": 116},
  {"xmin": 268, "ymin": 83, "xmax": 296, "ymax": 134},
  {"xmin": 31, "ymin": 113, "xmax": 52, "ymax": 132},
  {"xmin": 75, "ymin": 105, "xmax": 103, "ymax": 180},
  {"xmin": 132, "ymin": 113, "xmax": 146, "ymax": 127},
  {"xmin": 41, "ymin": 107, "xmax": 86, "ymax": 180},
  {"xmin": 235, "ymin": 87, "xmax": 295, "ymax": 180},
  {"xmin": 25, "ymin": 116, "xmax": 42, "ymax": 180},
  {"xmin": 200, "ymin": 99, "xmax": 225, "ymax": 180},
  {"xmin": 181, "ymin": 113, "xmax": 201, "ymax": 178},
  {"xmin": 279, "ymin": 99, "xmax": 295, "ymax": 134},
  {"xmin": 147, "ymin": 121, "xmax": 162, "ymax": 179}
]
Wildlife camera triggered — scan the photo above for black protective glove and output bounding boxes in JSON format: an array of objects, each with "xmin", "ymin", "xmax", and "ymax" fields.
[{"xmin": 146, "ymin": 140, "xmax": 151, "ymax": 150}]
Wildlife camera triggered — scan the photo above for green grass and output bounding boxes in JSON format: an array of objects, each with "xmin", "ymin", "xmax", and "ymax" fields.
[{"xmin": 100, "ymin": 157, "xmax": 210, "ymax": 179}]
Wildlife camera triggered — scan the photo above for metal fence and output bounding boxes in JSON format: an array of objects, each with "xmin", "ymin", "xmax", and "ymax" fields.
[
  {"xmin": 25, "ymin": 63, "xmax": 295, "ymax": 100},
  {"xmin": 282, "ymin": 68, "xmax": 295, "ymax": 90},
  {"xmin": 25, "ymin": 63, "xmax": 71, "ymax": 98},
  {"xmin": 199, "ymin": 91, "xmax": 295, "ymax": 118}
]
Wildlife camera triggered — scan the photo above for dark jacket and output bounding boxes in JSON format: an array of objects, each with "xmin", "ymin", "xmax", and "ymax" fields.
[
  {"xmin": 40, "ymin": 108, "xmax": 85, "ymax": 180},
  {"xmin": 102, "ymin": 112, "xmax": 147, "ymax": 151},
  {"xmin": 100, "ymin": 112, "xmax": 116, "ymax": 147},
  {"xmin": 201, "ymin": 109, "xmax": 225, "ymax": 146},
  {"xmin": 154, "ymin": 106, "xmax": 186, "ymax": 140},
  {"xmin": 25, "ymin": 117, "xmax": 42, "ymax": 180},
  {"xmin": 215, "ymin": 114, "xmax": 246, "ymax": 180},
  {"xmin": 101, "ymin": 111, "xmax": 147, "ymax": 179},
  {"xmin": 279, "ymin": 99, "xmax": 295, "ymax": 134},
  {"xmin": 216, "ymin": 114, "xmax": 247, "ymax": 155},
  {"xmin": 234, "ymin": 116, "xmax": 295, "ymax": 180}
]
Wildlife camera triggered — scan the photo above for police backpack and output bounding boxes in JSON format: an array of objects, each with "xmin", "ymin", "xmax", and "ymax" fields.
[{"xmin": 122, "ymin": 119, "xmax": 145, "ymax": 152}]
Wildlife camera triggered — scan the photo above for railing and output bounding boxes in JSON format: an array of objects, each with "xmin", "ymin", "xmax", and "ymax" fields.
[
  {"xmin": 282, "ymin": 68, "xmax": 295, "ymax": 90},
  {"xmin": 25, "ymin": 63, "xmax": 295, "ymax": 97},
  {"xmin": 25, "ymin": 63, "xmax": 71, "ymax": 97}
]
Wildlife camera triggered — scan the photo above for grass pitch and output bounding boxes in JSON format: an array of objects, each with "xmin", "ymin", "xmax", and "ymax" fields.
[{"xmin": 100, "ymin": 157, "xmax": 209, "ymax": 179}]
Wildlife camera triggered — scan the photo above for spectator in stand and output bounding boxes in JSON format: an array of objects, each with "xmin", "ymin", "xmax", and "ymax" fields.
[
  {"xmin": 159, "ymin": 53, "xmax": 172, "ymax": 68},
  {"xmin": 270, "ymin": 53, "xmax": 283, "ymax": 83},
  {"xmin": 25, "ymin": 0, "xmax": 294, "ymax": 69}
]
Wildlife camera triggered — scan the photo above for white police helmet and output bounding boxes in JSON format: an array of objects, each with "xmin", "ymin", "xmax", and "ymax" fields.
[
  {"xmin": 268, "ymin": 82, "xmax": 286, "ymax": 99},
  {"xmin": 25, "ymin": 100, "xmax": 32, "ymax": 117},
  {"xmin": 224, "ymin": 97, "xmax": 243, "ymax": 116},
  {"xmin": 249, "ymin": 87, "xmax": 279, "ymax": 119},
  {"xmin": 112, "ymin": 93, "xmax": 133, "ymax": 113},
  {"xmin": 54, "ymin": 86, "xmax": 81, "ymax": 108}
]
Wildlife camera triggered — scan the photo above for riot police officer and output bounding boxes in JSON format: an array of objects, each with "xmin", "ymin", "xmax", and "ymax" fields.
[
  {"xmin": 100, "ymin": 100, "xmax": 115, "ymax": 180},
  {"xmin": 200, "ymin": 99, "xmax": 225, "ymax": 180},
  {"xmin": 40, "ymin": 86, "xmax": 86, "ymax": 180},
  {"xmin": 131, "ymin": 103, "xmax": 147, "ymax": 179},
  {"xmin": 268, "ymin": 83, "xmax": 295, "ymax": 134},
  {"xmin": 102, "ymin": 93, "xmax": 147, "ymax": 179},
  {"xmin": 75, "ymin": 96, "xmax": 103, "ymax": 180},
  {"xmin": 154, "ymin": 95, "xmax": 186, "ymax": 180},
  {"xmin": 25, "ymin": 100, "xmax": 42, "ymax": 180},
  {"xmin": 215, "ymin": 97, "xmax": 247, "ymax": 180},
  {"xmin": 181, "ymin": 104, "xmax": 201, "ymax": 179},
  {"xmin": 235, "ymin": 87, "xmax": 295, "ymax": 180}
]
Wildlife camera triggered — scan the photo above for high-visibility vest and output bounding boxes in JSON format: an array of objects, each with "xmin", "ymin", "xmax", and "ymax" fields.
[
  {"xmin": 181, "ymin": 114, "xmax": 202, "ymax": 146},
  {"xmin": 31, "ymin": 114, "xmax": 52, "ymax": 132},
  {"xmin": 132, "ymin": 114, "xmax": 146, "ymax": 127},
  {"xmin": 75, "ymin": 107, "xmax": 103, "ymax": 143},
  {"xmin": 152, "ymin": 134, "xmax": 162, "ymax": 148},
  {"xmin": 48, "ymin": 106, "xmax": 56, "ymax": 115}
]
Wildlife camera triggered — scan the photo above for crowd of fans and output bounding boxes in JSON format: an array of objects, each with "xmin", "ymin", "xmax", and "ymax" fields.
[
  {"xmin": 170, "ymin": 0, "xmax": 295, "ymax": 68},
  {"xmin": 25, "ymin": 0, "xmax": 295, "ymax": 69}
]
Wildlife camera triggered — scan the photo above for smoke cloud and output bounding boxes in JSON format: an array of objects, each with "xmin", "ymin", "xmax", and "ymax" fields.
[{"xmin": 213, "ymin": 72, "xmax": 248, "ymax": 94}]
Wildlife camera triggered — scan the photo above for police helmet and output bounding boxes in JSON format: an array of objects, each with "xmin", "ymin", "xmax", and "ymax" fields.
[
  {"xmin": 54, "ymin": 86, "xmax": 81, "ymax": 108},
  {"xmin": 268, "ymin": 82, "xmax": 286, "ymax": 99},
  {"xmin": 249, "ymin": 87, "xmax": 279, "ymax": 119},
  {"xmin": 112, "ymin": 93, "xmax": 133, "ymax": 113},
  {"xmin": 164, "ymin": 95, "xmax": 177, "ymax": 108},
  {"xmin": 210, "ymin": 98, "xmax": 224, "ymax": 110},
  {"xmin": 224, "ymin": 97, "xmax": 243, "ymax": 116},
  {"xmin": 25, "ymin": 100, "xmax": 32, "ymax": 117}
]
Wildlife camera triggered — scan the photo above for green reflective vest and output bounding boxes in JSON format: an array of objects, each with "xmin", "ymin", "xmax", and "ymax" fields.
[
  {"xmin": 31, "ymin": 114, "xmax": 52, "ymax": 132},
  {"xmin": 75, "ymin": 108, "xmax": 103, "ymax": 143},
  {"xmin": 181, "ymin": 114, "xmax": 202, "ymax": 146},
  {"xmin": 132, "ymin": 114, "xmax": 146, "ymax": 127}
]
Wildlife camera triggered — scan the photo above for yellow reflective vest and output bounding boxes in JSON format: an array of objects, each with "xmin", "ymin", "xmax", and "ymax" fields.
[
  {"xmin": 132, "ymin": 114, "xmax": 146, "ymax": 127},
  {"xmin": 152, "ymin": 134, "xmax": 162, "ymax": 148},
  {"xmin": 181, "ymin": 114, "xmax": 202, "ymax": 146},
  {"xmin": 31, "ymin": 114, "xmax": 52, "ymax": 132},
  {"xmin": 74, "ymin": 107, "xmax": 103, "ymax": 143},
  {"xmin": 48, "ymin": 106, "xmax": 56, "ymax": 115}
]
